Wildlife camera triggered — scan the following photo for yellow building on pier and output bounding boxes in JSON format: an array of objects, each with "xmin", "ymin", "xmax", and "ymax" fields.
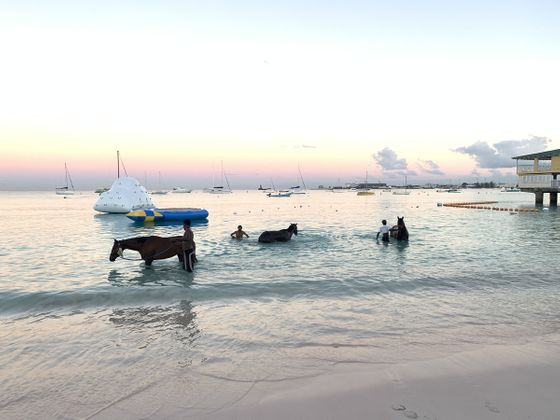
[{"xmin": 513, "ymin": 149, "xmax": 560, "ymax": 205}]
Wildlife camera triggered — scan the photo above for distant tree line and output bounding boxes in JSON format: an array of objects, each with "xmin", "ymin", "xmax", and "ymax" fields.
[{"xmin": 461, "ymin": 182, "xmax": 496, "ymax": 188}]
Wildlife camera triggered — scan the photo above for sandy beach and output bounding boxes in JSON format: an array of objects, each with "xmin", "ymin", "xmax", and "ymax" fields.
[{"xmin": 84, "ymin": 332, "xmax": 560, "ymax": 420}]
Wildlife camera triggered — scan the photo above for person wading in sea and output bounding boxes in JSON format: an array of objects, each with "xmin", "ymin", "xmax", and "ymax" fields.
[
  {"xmin": 180, "ymin": 219, "xmax": 195, "ymax": 271},
  {"xmin": 376, "ymin": 219, "xmax": 391, "ymax": 243},
  {"xmin": 231, "ymin": 225, "xmax": 249, "ymax": 239}
]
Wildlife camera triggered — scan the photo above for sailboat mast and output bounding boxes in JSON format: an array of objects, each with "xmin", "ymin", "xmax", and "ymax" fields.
[
  {"xmin": 222, "ymin": 161, "xmax": 231, "ymax": 190},
  {"xmin": 117, "ymin": 150, "xmax": 120, "ymax": 178},
  {"xmin": 65, "ymin": 162, "xmax": 75, "ymax": 190},
  {"xmin": 298, "ymin": 164, "xmax": 307, "ymax": 190}
]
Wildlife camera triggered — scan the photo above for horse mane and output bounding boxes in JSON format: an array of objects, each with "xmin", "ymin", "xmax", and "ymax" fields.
[{"xmin": 120, "ymin": 236, "xmax": 150, "ymax": 244}]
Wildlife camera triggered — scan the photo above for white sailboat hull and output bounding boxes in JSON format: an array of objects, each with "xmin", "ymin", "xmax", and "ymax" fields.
[{"xmin": 55, "ymin": 189, "xmax": 75, "ymax": 196}]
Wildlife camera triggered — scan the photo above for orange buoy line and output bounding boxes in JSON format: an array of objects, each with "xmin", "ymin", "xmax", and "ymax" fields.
[{"xmin": 442, "ymin": 201, "xmax": 539, "ymax": 213}]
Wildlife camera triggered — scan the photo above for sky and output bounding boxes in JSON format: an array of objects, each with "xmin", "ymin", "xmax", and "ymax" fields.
[{"xmin": 1, "ymin": 0, "xmax": 559, "ymax": 189}]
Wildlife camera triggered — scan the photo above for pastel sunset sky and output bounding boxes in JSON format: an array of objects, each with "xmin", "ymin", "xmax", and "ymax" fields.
[{"xmin": 1, "ymin": 0, "xmax": 558, "ymax": 189}]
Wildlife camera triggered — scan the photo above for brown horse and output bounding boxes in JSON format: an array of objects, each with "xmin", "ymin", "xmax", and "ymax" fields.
[
  {"xmin": 390, "ymin": 217, "xmax": 409, "ymax": 241},
  {"xmin": 109, "ymin": 236, "xmax": 192, "ymax": 266},
  {"xmin": 258, "ymin": 223, "xmax": 298, "ymax": 243}
]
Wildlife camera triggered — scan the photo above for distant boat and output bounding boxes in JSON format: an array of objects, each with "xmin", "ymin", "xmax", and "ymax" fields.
[
  {"xmin": 267, "ymin": 190, "xmax": 292, "ymax": 197},
  {"xmin": 94, "ymin": 187, "xmax": 109, "ymax": 194},
  {"xmin": 290, "ymin": 165, "xmax": 308, "ymax": 195},
  {"xmin": 151, "ymin": 172, "xmax": 169, "ymax": 195},
  {"xmin": 392, "ymin": 175, "xmax": 410, "ymax": 195},
  {"xmin": 356, "ymin": 170, "xmax": 373, "ymax": 195},
  {"xmin": 56, "ymin": 163, "xmax": 75, "ymax": 195},
  {"xmin": 501, "ymin": 187, "xmax": 521, "ymax": 192},
  {"xmin": 436, "ymin": 188, "xmax": 461, "ymax": 193},
  {"xmin": 258, "ymin": 184, "xmax": 271, "ymax": 191},
  {"xmin": 172, "ymin": 187, "xmax": 192, "ymax": 193},
  {"xmin": 208, "ymin": 161, "xmax": 232, "ymax": 194}
]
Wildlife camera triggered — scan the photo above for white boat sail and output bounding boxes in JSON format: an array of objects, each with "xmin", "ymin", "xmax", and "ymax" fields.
[
  {"xmin": 208, "ymin": 161, "xmax": 232, "ymax": 194},
  {"xmin": 93, "ymin": 151, "xmax": 154, "ymax": 213},
  {"xmin": 290, "ymin": 165, "xmax": 308, "ymax": 195},
  {"xmin": 56, "ymin": 163, "xmax": 75, "ymax": 195}
]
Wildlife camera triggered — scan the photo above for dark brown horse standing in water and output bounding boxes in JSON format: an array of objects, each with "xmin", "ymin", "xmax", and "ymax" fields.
[
  {"xmin": 258, "ymin": 223, "xmax": 298, "ymax": 243},
  {"xmin": 109, "ymin": 236, "xmax": 193, "ymax": 267},
  {"xmin": 390, "ymin": 217, "xmax": 409, "ymax": 241}
]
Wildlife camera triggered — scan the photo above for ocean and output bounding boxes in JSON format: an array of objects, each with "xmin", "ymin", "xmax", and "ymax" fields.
[{"xmin": 1, "ymin": 189, "xmax": 559, "ymax": 419}]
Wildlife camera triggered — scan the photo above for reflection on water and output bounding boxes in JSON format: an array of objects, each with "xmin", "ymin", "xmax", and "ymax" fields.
[
  {"xmin": 107, "ymin": 267, "xmax": 195, "ymax": 287},
  {"xmin": 109, "ymin": 300, "xmax": 200, "ymax": 347}
]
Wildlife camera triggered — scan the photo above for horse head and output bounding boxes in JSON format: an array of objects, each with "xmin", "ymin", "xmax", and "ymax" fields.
[
  {"xmin": 109, "ymin": 239, "xmax": 123, "ymax": 261},
  {"xmin": 289, "ymin": 223, "xmax": 298, "ymax": 236},
  {"xmin": 396, "ymin": 217, "xmax": 409, "ymax": 240}
]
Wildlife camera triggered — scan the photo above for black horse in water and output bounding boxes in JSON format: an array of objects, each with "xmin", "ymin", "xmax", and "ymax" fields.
[
  {"xmin": 390, "ymin": 217, "xmax": 409, "ymax": 241},
  {"xmin": 109, "ymin": 236, "xmax": 196, "ymax": 267},
  {"xmin": 258, "ymin": 223, "xmax": 298, "ymax": 243}
]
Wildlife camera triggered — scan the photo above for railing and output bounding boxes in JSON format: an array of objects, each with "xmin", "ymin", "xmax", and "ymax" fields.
[
  {"xmin": 518, "ymin": 178, "xmax": 560, "ymax": 189},
  {"xmin": 517, "ymin": 162, "xmax": 552, "ymax": 174}
]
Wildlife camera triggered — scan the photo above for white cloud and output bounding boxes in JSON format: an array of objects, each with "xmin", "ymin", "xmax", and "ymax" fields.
[{"xmin": 454, "ymin": 136, "xmax": 550, "ymax": 168}]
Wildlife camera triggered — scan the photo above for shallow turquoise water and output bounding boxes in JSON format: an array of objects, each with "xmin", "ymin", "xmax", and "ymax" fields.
[{"xmin": 1, "ymin": 190, "xmax": 559, "ymax": 418}]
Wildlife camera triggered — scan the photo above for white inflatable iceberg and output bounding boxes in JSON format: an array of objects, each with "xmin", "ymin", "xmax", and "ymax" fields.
[{"xmin": 93, "ymin": 177, "xmax": 154, "ymax": 213}]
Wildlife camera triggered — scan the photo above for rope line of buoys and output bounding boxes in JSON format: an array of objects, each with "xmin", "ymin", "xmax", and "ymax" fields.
[{"xmin": 442, "ymin": 201, "xmax": 539, "ymax": 213}]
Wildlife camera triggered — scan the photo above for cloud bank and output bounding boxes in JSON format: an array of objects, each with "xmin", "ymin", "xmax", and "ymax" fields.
[
  {"xmin": 454, "ymin": 136, "xmax": 550, "ymax": 168},
  {"xmin": 417, "ymin": 159, "xmax": 444, "ymax": 175}
]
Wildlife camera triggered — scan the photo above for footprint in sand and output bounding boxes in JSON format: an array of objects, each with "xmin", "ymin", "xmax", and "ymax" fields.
[
  {"xmin": 390, "ymin": 405, "xmax": 418, "ymax": 419},
  {"xmin": 485, "ymin": 400, "xmax": 500, "ymax": 413}
]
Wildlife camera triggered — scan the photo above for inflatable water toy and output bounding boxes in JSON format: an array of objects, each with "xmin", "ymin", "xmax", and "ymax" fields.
[
  {"xmin": 126, "ymin": 208, "xmax": 209, "ymax": 223},
  {"xmin": 94, "ymin": 177, "xmax": 154, "ymax": 214}
]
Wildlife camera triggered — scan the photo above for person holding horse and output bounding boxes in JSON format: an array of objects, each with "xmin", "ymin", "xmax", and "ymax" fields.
[
  {"xmin": 376, "ymin": 219, "xmax": 391, "ymax": 242},
  {"xmin": 179, "ymin": 219, "xmax": 196, "ymax": 272},
  {"xmin": 231, "ymin": 225, "xmax": 249, "ymax": 239}
]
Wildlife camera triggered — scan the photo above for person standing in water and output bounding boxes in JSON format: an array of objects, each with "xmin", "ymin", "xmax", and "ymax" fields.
[
  {"xmin": 231, "ymin": 225, "xmax": 249, "ymax": 239},
  {"xmin": 376, "ymin": 219, "xmax": 391, "ymax": 242},
  {"xmin": 181, "ymin": 219, "xmax": 195, "ymax": 271}
]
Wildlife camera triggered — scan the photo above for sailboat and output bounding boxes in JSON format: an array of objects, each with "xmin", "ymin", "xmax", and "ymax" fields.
[
  {"xmin": 392, "ymin": 175, "xmax": 411, "ymax": 195},
  {"xmin": 172, "ymin": 186, "xmax": 192, "ymax": 193},
  {"xmin": 290, "ymin": 165, "xmax": 308, "ymax": 195},
  {"xmin": 56, "ymin": 163, "xmax": 76, "ymax": 195},
  {"xmin": 267, "ymin": 178, "xmax": 292, "ymax": 197},
  {"xmin": 356, "ymin": 170, "xmax": 374, "ymax": 196},
  {"xmin": 208, "ymin": 161, "xmax": 232, "ymax": 194},
  {"xmin": 151, "ymin": 172, "xmax": 169, "ymax": 195}
]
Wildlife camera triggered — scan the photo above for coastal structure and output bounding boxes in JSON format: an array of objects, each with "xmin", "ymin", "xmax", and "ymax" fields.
[{"xmin": 513, "ymin": 148, "xmax": 560, "ymax": 205}]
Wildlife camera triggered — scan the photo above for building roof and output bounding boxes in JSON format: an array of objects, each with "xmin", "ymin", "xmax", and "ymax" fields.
[{"xmin": 512, "ymin": 148, "xmax": 560, "ymax": 160}]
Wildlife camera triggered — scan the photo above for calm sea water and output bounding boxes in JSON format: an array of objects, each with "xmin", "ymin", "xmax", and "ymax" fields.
[{"xmin": 1, "ymin": 190, "xmax": 559, "ymax": 418}]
